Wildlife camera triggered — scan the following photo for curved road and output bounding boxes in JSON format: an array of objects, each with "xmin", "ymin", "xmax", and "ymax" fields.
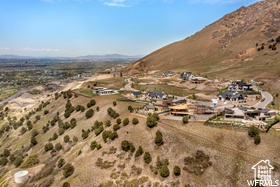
[
  {"xmin": 124, "ymin": 78, "xmax": 139, "ymax": 92},
  {"xmin": 253, "ymin": 88, "xmax": 273, "ymax": 108}
]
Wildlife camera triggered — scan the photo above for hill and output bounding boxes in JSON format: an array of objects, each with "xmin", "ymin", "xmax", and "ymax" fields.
[
  {"xmin": 0, "ymin": 78, "xmax": 280, "ymax": 186},
  {"xmin": 125, "ymin": 0, "xmax": 280, "ymax": 81}
]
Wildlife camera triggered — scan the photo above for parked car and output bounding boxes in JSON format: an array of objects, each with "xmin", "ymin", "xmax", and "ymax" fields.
[
  {"xmin": 261, "ymin": 98, "xmax": 265, "ymax": 102},
  {"xmin": 251, "ymin": 107, "xmax": 256, "ymax": 109}
]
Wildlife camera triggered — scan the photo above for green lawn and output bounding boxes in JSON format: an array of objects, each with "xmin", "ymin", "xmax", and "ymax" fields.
[{"xmin": 79, "ymin": 89, "xmax": 97, "ymax": 97}]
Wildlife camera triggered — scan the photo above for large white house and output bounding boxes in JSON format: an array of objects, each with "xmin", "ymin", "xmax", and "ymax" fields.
[{"xmin": 92, "ymin": 87, "xmax": 118, "ymax": 95}]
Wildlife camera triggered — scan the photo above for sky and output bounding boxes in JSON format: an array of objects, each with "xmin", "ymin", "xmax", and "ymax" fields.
[{"xmin": 0, "ymin": 0, "xmax": 260, "ymax": 57}]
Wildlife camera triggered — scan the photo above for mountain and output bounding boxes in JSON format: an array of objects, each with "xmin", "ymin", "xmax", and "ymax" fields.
[
  {"xmin": 125, "ymin": 0, "xmax": 280, "ymax": 80},
  {"xmin": 0, "ymin": 54, "xmax": 31, "ymax": 59}
]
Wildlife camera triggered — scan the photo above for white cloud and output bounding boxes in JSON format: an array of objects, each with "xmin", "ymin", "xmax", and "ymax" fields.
[
  {"xmin": 104, "ymin": 0, "xmax": 129, "ymax": 7},
  {"xmin": 0, "ymin": 48, "xmax": 10, "ymax": 50}
]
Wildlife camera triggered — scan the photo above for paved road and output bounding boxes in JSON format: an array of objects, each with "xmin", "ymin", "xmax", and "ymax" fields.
[
  {"xmin": 253, "ymin": 87, "xmax": 273, "ymax": 108},
  {"xmin": 0, "ymin": 85, "xmax": 39, "ymax": 107},
  {"xmin": 124, "ymin": 78, "xmax": 139, "ymax": 92}
]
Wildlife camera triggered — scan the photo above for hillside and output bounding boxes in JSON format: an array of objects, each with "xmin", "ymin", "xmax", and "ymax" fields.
[
  {"xmin": 125, "ymin": 0, "xmax": 280, "ymax": 80},
  {"xmin": 0, "ymin": 80, "xmax": 280, "ymax": 186}
]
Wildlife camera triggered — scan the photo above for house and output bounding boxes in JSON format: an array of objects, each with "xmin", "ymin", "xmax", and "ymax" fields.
[
  {"xmin": 180, "ymin": 72, "xmax": 196, "ymax": 81},
  {"xmin": 224, "ymin": 107, "xmax": 276, "ymax": 121},
  {"xmin": 251, "ymin": 160, "xmax": 274, "ymax": 181},
  {"xmin": 130, "ymin": 91, "xmax": 143, "ymax": 98},
  {"xmin": 217, "ymin": 91, "xmax": 247, "ymax": 103},
  {"xmin": 190, "ymin": 77, "xmax": 208, "ymax": 84},
  {"xmin": 156, "ymin": 98, "xmax": 187, "ymax": 106},
  {"xmin": 162, "ymin": 71, "xmax": 175, "ymax": 77},
  {"xmin": 145, "ymin": 91, "xmax": 168, "ymax": 100},
  {"xmin": 232, "ymin": 81, "xmax": 253, "ymax": 91},
  {"xmin": 168, "ymin": 104, "xmax": 194, "ymax": 116},
  {"xmin": 144, "ymin": 105, "xmax": 155, "ymax": 112},
  {"xmin": 92, "ymin": 87, "xmax": 118, "ymax": 95}
]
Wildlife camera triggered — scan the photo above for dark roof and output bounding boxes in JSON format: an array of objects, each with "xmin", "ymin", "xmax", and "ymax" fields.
[
  {"xmin": 174, "ymin": 99, "xmax": 187, "ymax": 103},
  {"xmin": 155, "ymin": 104, "xmax": 167, "ymax": 107},
  {"xmin": 146, "ymin": 105, "xmax": 154, "ymax": 109},
  {"xmin": 217, "ymin": 91, "xmax": 246, "ymax": 99},
  {"xmin": 146, "ymin": 91, "xmax": 168, "ymax": 98},
  {"xmin": 132, "ymin": 91, "xmax": 142, "ymax": 96}
]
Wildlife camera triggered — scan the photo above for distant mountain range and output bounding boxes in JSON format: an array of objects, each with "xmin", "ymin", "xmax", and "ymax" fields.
[{"xmin": 0, "ymin": 54, "xmax": 143, "ymax": 59}]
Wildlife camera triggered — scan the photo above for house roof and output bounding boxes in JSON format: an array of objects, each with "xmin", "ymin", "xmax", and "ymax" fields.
[
  {"xmin": 132, "ymin": 91, "xmax": 142, "ymax": 96},
  {"xmin": 145, "ymin": 105, "xmax": 154, "ymax": 109},
  {"xmin": 146, "ymin": 91, "xmax": 167, "ymax": 98}
]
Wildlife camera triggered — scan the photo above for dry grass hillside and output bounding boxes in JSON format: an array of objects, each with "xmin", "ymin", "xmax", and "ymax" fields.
[
  {"xmin": 0, "ymin": 87, "xmax": 280, "ymax": 186},
  {"xmin": 125, "ymin": 0, "xmax": 280, "ymax": 81}
]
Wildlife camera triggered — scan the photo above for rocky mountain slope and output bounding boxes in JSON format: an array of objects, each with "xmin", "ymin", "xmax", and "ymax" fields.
[{"xmin": 125, "ymin": 0, "xmax": 280, "ymax": 80}]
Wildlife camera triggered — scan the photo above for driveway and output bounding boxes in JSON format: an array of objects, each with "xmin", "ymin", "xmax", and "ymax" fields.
[
  {"xmin": 124, "ymin": 78, "xmax": 139, "ymax": 92},
  {"xmin": 253, "ymin": 88, "xmax": 273, "ymax": 108}
]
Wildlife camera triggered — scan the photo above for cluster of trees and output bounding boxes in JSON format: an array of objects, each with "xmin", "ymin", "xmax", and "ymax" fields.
[
  {"xmin": 121, "ymin": 140, "xmax": 135, "ymax": 152},
  {"xmin": 107, "ymin": 107, "xmax": 119, "ymax": 119},
  {"xmin": 90, "ymin": 141, "xmax": 102, "ymax": 150},
  {"xmin": 102, "ymin": 130, "xmax": 118, "ymax": 142},
  {"xmin": 146, "ymin": 113, "xmax": 159, "ymax": 128},
  {"xmin": 64, "ymin": 100, "xmax": 75, "ymax": 118},
  {"xmin": 87, "ymin": 99, "xmax": 96, "ymax": 108},
  {"xmin": 62, "ymin": 90, "xmax": 73, "ymax": 99},
  {"xmin": 248, "ymin": 126, "xmax": 261, "ymax": 145},
  {"xmin": 75, "ymin": 105, "xmax": 85, "ymax": 112}
]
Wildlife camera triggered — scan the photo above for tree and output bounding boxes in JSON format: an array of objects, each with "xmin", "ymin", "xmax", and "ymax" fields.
[
  {"xmin": 116, "ymin": 118, "xmax": 122, "ymax": 125},
  {"xmin": 3, "ymin": 149, "xmax": 10, "ymax": 157},
  {"xmin": 32, "ymin": 129, "xmax": 39, "ymax": 137},
  {"xmin": 182, "ymin": 116, "xmax": 189, "ymax": 124},
  {"xmin": 128, "ymin": 105, "xmax": 133, "ymax": 112},
  {"xmin": 20, "ymin": 127, "xmax": 27, "ymax": 135},
  {"xmin": 254, "ymin": 135, "xmax": 261, "ymax": 145},
  {"xmin": 64, "ymin": 135, "xmax": 70, "ymax": 143},
  {"xmin": 57, "ymin": 158, "xmax": 65, "ymax": 168},
  {"xmin": 44, "ymin": 143, "xmax": 54, "ymax": 152},
  {"xmin": 160, "ymin": 163, "xmax": 170, "ymax": 178},
  {"xmin": 146, "ymin": 116, "xmax": 157, "ymax": 128},
  {"xmin": 96, "ymin": 106, "xmax": 99, "ymax": 112},
  {"xmin": 31, "ymin": 136, "xmax": 38, "ymax": 146},
  {"xmin": 113, "ymin": 124, "xmax": 120, "ymax": 131},
  {"xmin": 248, "ymin": 126, "xmax": 259, "ymax": 137},
  {"xmin": 113, "ymin": 101, "xmax": 117, "ymax": 106},
  {"xmin": 123, "ymin": 118, "xmax": 129, "ymax": 126},
  {"xmin": 53, "ymin": 132, "xmax": 58, "ymax": 140},
  {"xmin": 55, "ymin": 143, "xmax": 63, "ymax": 151},
  {"xmin": 173, "ymin": 165, "xmax": 181, "ymax": 176},
  {"xmin": 63, "ymin": 163, "xmax": 75, "ymax": 178},
  {"xmin": 135, "ymin": 146, "xmax": 144, "ymax": 157},
  {"xmin": 144, "ymin": 152, "xmax": 152, "ymax": 164},
  {"xmin": 85, "ymin": 109, "xmax": 94, "ymax": 119},
  {"xmin": 105, "ymin": 120, "xmax": 111, "ymax": 127},
  {"xmin": 132, "ymin": 118, "xmax": 139, "ymax": 125},
  {"xmin": 155, "ymin": 130, "xmax": 164, "ymax": 146},
  {"xmin": 121, "ymin": 140, "xmax": 131, "ymax": 152},
  {"xmin": 0, "ymin": 157, "xmax": 8, "ymax": 166},
  {"xmin": 152, "ymin": 113, "xmax": 159, "ymax": 121},
  {"xmin": 27, "ymin": 120, "xmax": 33, "ymax": 130},
  {"xmin": 14, "ymin": 155, "xmax": 23, "ymax": 167},
  {"xmin": 62, "ymin": 182, "xmax": 71, "ymax": 187},
  {"xmin": 44, "ymin": 110, "xmax": 49, "ymax": 115},
  {"xmin": 276, "ymin": 35, "xmax": 280, "ymax": 43},
  {"xmin": 90, "ymin": 141, "xmax": 97, "ymax": 150}
]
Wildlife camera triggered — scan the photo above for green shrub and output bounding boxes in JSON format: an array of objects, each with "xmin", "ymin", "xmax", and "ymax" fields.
[
  {"xmin": 82, "ymin": 130, "xmax": 90, "ymax": 139},
  {"xmin": 58, "ymin": 128, "xmax": 65, "ymax": 135},
  {"xmin": 3, "ymin": 149, "xmax": 10, "ymax": 157},
  {"xmin": 44, "ymin": 110, "xmax": 49, "ymax": 115},
  {"xmin": 173, "ymin": 165, "xmax": 181, "ymax": 176},
  {"xmin": 14, "ymin": 155, "xmax": 23, "ymax": 167},
  {"xmin": 45, "ymin": 143, "xmax": 54, "ymax": 152},
  {"xmin": 132, "ymin": 118, "xmax": 139, "ymax": 125},
  {"xmin": 152, "ymin": 113, "xmax": 159, "ymax": 121},
  {"xmin": 182, "ymin": 116, "xmax": 189, "ymax": 124},
  {"xmin": 254, "ymin": 135, "xmax": 261, "ymax": 145},
  {"xmin": 105, "ymin": 120, "xmax": 111, "ymax": 127},
  {"xmin": 52, "ymin": 133, "xmax": 58, "ymax": 140},
  {"xmin": 248, "ymin": 126, "xmax": 259, "ymax": 137},
  {"xmin": 113, "ymin": 124, "xmax": 120, "ymax": 131},
  {"xmin": 155, "ymin": 130, "xmax": 164, "ymax": 146},
  {"xmin": 135, "ymin": 146, "xmax": 143, "ymax": 158},
  {"xmin": 116, "ymin": 118, "xmax": 122, "ymax": 125},
  {"xmin": 159, "ymin": 163, "xmax": 170, "ymax": 178},
  {"xmin": 113, "ymin": 101, "xmax": 117, "ymax": 106},
  {"xmin": 31, "ymin": 129, "xmax": 39, "ymax": 137},
  {"xmin": 21, "ymin": 154, "xmax": 39, "ymax": 168},
  {"xmin": 57, "ymin": 158, "xmax": 65, "ymax": 168},
  {"xmin": 91, "ymin": 141, "xmax": 97, "ymax": 150},
  {"xmin": 96, "ymin": 144, "xmax": 102, "ymax": 150},
  {"xmin": 121, "ymin": 140, "xmax": 131, "ymax": 152},
  {"xmin": 128, "ymin": 105, "xmax": 133, "ymax": 112},
  {"xmin": 62, "ymin": 182, "xmax": 71, "ymax": 187},
  {"xmin": 55, "ymin": 143, "xmax": 63, "ymax": 151},
  {"xmin": 123, "ymin": 118, "xmax": 129, "ymax": 126},
  {"xmin": 0, "ymin": 157, "xmax": 8, "ymax": 166},
  {"xmin": 95, "ymin": 125, "xmax": 104, "ymax": 136},
  {"xmin": 31, "ymin": 136, "xmax": 38, "ymax": 146},
  {"xmin": 85, "ymin": 109, "xmax": 94, "ymax": 119},
  {"xmin": 20, "ymin": 127, "xmax": 27, "ymax": 135},
  {"xmin": 146, "ymin": 116, "xmax": 157, "ymax": 128},
  {"xmin": 144, "ymin": 152, "xmax": 152, "ymax": 164},
  {"xmin": 27, "ymin": 120, "xmax": 33, "ymax": 130},
  {"xmin": 63, "ymin": 163, "xmax": 75, "ymax": 178},
  {"xmin": 64, "ymin": 135, "xmax": 70, "ymax": 143}
]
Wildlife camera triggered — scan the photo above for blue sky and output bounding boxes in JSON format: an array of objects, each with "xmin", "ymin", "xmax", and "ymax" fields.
[{"xmin": 0, "ymin": 0, "xmax": 260, "ymax": 57}]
